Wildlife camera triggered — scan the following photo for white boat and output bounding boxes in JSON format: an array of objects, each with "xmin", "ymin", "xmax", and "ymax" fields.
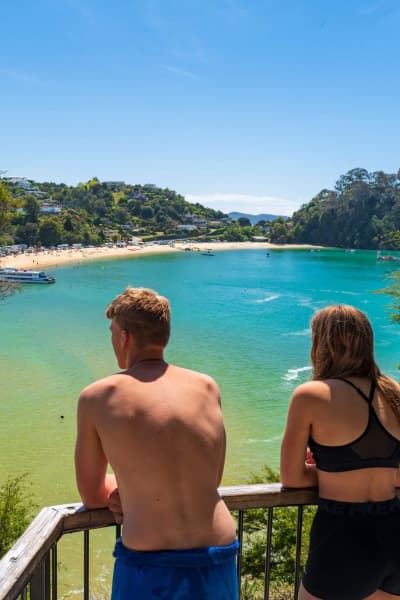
[{"xmin": 0, "ymin": 267, "xmax": 56, "ymax": 284}]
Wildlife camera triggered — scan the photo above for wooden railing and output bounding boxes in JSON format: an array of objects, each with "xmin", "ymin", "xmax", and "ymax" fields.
[{"xmin": 0, "ymin": 484, "xmax": 320, "ymax": 600}]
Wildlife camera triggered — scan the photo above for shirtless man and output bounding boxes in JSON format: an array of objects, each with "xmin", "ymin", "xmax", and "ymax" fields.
[{"xmin": 75, "ymin": 287, "xmax": 238, "ymax": 599}]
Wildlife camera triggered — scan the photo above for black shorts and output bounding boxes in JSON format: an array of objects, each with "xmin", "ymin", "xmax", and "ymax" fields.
[{"xmin": 302, "ymin": 497, "xmax": 400, "ymax": 600}]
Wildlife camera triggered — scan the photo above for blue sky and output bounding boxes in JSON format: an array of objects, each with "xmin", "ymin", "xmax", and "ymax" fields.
[{"xmin": 1, "ymin": 0, "xmax": 400, "ymax": 216}]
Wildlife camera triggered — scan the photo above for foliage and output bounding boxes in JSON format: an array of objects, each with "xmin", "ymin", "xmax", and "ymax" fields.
[
  {"xmin": 267, "ymin": 168, "xmax": 400, "ymax": 249},
  {"xmin": 376, "ymin": 269, "xmax": 400, "ymax": 325},
  {"xmin": 0, "ymin": 474, "xmax": 36, "ymax": 558},
  {"xmin": 268, "ymin": 218, "xmax": 291, "ymax": 244},
  {"xmin": 0, "ymin": 281, "xmax": 20, "ymax": 300},
  {"xmin": 24, "ymin": 196, "xmax": 40, "ymax": 223},
  {"xmin": 241, "ymin": 576, "xmax": 294, "ymax": 600},
  {"xmin": 38, "ymin": 217, "xmax": 64, "ymax": 246},
  {"xmin": 4, "ymin": 178, "xmax": 231, "ymax": 246},
  {"xmin": 0, "ymin": 182, "xmax": 17, "ymax": 231},
  {"xmin": 0, "ymin": 181, "xmax": 19, "ymax": 244},
  {"xmin": 375, "ymin": 269, "xmax": 400, "ymax": 370},
  {"xmin": 3, "ymin": 168, "xmax": 400, "ymax": 248},
  {"xmin": 240, "ymin": 465, "xmax": 315, "ymax": 595}
]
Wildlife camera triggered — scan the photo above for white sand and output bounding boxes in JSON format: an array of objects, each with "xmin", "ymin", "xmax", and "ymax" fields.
[{"xmin": 0, "ymin": 242, "xmax": 319, "ymax": 271}]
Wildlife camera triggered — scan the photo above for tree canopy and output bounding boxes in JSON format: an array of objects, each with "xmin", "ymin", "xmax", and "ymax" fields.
[
  {"xmin": 268, "ymin": 167, "xmax": 400, "ymax": 249},
  {"xmin": 3, "ymin": 168, "xmax": 400, "ymax": 249},
  {"xmin": 3, "ymin": 179, "xmax": 230, "ymax": 246}
]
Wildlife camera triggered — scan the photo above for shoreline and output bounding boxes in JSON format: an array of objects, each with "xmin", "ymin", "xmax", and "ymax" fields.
[{"xmin": 0, "ymin": 242, "xmax": 321, "ymax": 271}]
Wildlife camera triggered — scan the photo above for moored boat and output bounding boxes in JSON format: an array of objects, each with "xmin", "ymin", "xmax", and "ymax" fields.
[
  {"xmin": 0, "ymin": 267, "xmax": 56, "ymax": 284},
  {"xmin": 377, "ymin": 254, "xmax": 400, "ymax": 262}
]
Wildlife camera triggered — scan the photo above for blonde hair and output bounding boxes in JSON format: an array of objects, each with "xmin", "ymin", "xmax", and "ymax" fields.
[
  {"xmin": 311, "ymin": 305, "xmax": 400, "ymax": 421},
  {"xmin": 106, "ymin": 287, "xmax": 170, "ymax": 348}
]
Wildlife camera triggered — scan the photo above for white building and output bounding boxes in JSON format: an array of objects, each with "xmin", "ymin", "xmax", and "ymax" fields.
[{"xmin": 40, "ymin": 203, "xmax": 61, "ymax": 214}]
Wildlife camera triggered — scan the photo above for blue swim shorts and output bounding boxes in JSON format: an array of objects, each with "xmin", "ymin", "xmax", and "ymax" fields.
[{"xmin": 111, "ymin": 537, "xmax": 239, "ymax": 599}]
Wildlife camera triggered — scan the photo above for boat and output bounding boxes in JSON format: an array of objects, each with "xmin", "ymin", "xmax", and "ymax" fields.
[
  {"xmin": 201, "ymin": 250, "xmax": 215, "ymax": 256},
  {"xmin": 0, "ymin": 267, "xmax": 56, "ymax": 284},
  {"xmin": 377, "ymin": 255, "xmax": 400, "ymax": 262},
  {"xmin": 377, "ymin": 252, "xmax": 400, "ymax": 262}
]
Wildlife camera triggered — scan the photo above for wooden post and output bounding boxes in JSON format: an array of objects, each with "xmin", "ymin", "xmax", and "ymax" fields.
[{"xmin": 30, "ymin": 553, "xmax": 50, "ymax": 600}]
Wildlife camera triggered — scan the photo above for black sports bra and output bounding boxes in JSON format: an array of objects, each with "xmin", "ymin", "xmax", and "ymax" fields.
[{"xmin": 308, "ymin": 378, "xmax": 400, "ymax": 472}]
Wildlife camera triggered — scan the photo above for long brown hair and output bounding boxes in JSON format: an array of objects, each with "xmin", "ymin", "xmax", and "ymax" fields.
[{"xmin": 310, "ymin": 305, "xmax": 400, "ymax": 421}]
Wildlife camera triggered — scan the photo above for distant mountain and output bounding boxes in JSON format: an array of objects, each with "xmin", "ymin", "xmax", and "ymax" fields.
[{"xmin": 229, "ymin": 212, "xmax": 287, "ymax": 225}]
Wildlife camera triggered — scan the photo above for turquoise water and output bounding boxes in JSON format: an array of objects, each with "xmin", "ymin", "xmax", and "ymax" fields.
[{"xmin": 1, "ymin": 248, "xmax": 400, "ymax": 509}]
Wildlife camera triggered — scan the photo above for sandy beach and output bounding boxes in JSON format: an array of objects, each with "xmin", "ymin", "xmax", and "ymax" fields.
[{"xmin": 0, "ymin": 241, "xmax": 320, "ymax": 271}]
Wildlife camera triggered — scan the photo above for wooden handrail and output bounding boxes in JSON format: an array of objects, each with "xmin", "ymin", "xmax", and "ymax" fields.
[
  {"xmin": 0, "ymin": 484, "xmax": 315, "ymax": 599},
  {"xmin": 0, "ymin": 506, "xmax": 66, "ymax": 600},
  {"xmin": 1, "ymin": 484, "xmax": 398, "ymax": 599}
]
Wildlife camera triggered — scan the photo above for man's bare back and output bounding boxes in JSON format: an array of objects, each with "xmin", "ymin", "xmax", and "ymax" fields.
[
  {"xmin": 75, "ymin": 287, "xmax": 236, "ymax": 553},
  {"xmin": 76, "ymin": 359, "xmax": 236, "ymax": 550}
]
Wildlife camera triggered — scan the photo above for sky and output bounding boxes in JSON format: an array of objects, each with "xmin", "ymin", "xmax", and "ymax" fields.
[{"xmin": 1, "ymin": 1, "xmax": 400, "ymax": 216}]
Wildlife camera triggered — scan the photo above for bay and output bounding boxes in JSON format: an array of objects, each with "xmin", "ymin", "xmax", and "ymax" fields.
[{"xmin": 1, "ymin": 247, "xmax": 399, "ymax": 506}]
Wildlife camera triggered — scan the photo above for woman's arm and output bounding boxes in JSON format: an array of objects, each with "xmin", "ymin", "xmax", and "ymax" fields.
[{"xmin": 280, "ymin": 384, "xmax": 318, "ymax": 488}]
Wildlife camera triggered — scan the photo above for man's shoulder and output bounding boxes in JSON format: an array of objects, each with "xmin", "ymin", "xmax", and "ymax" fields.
[
  {"xmin": 79, "ymin": 373, "xmax": 127, "ymax": 401},
  {"xmin": 171, "ymin": 365, "xmax": 219, "ymax": 395},
  {"xmin": 170, "ymin": 364, "xmax": 219, "ymax": 391}
]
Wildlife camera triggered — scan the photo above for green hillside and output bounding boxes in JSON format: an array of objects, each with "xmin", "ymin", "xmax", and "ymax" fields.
[
  {"xmin": 0, "ymin": 178, "xmax": 229, "ymax": 247},
  {"xmin": 268, "ymin": 168, "xmax": 400, "ymax": 249}
]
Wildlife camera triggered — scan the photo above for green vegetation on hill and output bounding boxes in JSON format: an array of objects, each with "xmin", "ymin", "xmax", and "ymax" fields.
[
  {"xmin": 2, "ymin": 168, "xmax": 400, "ymax": 249},
  {"xmin": 2, "ymin": 177, "xmax": 263, "ymax": 247},
  {"xmin": 268, "ymin": 168, "xmax": 400, "ymax": 249}
]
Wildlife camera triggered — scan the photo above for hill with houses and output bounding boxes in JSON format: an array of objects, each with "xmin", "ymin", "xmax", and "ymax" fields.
[{"xmin": 0, "ymin": 177, "xmax": 270, "ymax": 248}]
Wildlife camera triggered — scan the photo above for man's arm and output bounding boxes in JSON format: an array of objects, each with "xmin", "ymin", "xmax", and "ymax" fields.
[
  {"xmin": 75, "ymin": 388, "xmax": 117, "ymax": 508},
  {"xmin": 211, "ymin": 379, "xmax": 225, "ymax": 487},
  {"xmin": 217, "ymin": 428, "xmax": 226, "ymax": 487}
]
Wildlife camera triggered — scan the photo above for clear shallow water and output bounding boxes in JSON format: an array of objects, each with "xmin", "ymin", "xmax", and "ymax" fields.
[{"xmin": 1, "ymin": 248, "xmax": 400, "ymax": 509}]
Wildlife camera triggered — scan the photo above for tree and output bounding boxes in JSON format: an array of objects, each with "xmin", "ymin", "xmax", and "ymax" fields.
[
  {"xmin": 222, "ymin": 225, "xmax": 247, "ymax": 241},
  {"xmin": 15, "ymin": 222, "xmax": 39, "ymax": 246},
  {"xmin": 0, "ymin": 182, "xmax": 20, "ymax": 297},
  {"xmin": 24, "ymin": 196, "xmax": 40, "ymax": 223},
  {"xmin": 141, "ymin": 205, "xmax": 154, "ymax": 220},
  {"xmin": 0, "ymin": 182, "xmax": 16, "ymax": 232},
  {"xmin": 238, "ymin": 217, "xmax": 252, "ymax": 228},
  {"xmin": 39, "ymin": 218, "xmax": 63, "ymax": 246},
  {"xmin": 0, "ymin": 474, "xmax": 36, "ymax": 558},
  {"xmin": 376, "ymin": 270, "xmax": 400, "ymax": 325},
  {"xmin": 63, "ymin": 216, "xmax": 74, "ymax": 232},
  {"xmin": 269, "ymin": 219, "xmax": 290, "ymax": 244},
  {"xmin": 286, "ymin": 168, "xmax": 400, "ymax": 249}
]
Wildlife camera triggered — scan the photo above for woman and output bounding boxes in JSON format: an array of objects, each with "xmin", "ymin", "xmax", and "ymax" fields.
[{"xmin": 281, "ymin": 305, "xmax": 400, "ymax": 600}]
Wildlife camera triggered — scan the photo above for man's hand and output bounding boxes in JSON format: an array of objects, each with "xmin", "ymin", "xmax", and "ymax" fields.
[{"xmin": 108, "ymin": 488, "xmax": 124, "ymax": 524}]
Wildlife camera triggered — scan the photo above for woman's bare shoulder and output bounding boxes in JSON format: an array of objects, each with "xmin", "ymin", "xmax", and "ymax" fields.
[{"xmin": 292, "ymin": 380, "xmax": 331, "ymax": 400}]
